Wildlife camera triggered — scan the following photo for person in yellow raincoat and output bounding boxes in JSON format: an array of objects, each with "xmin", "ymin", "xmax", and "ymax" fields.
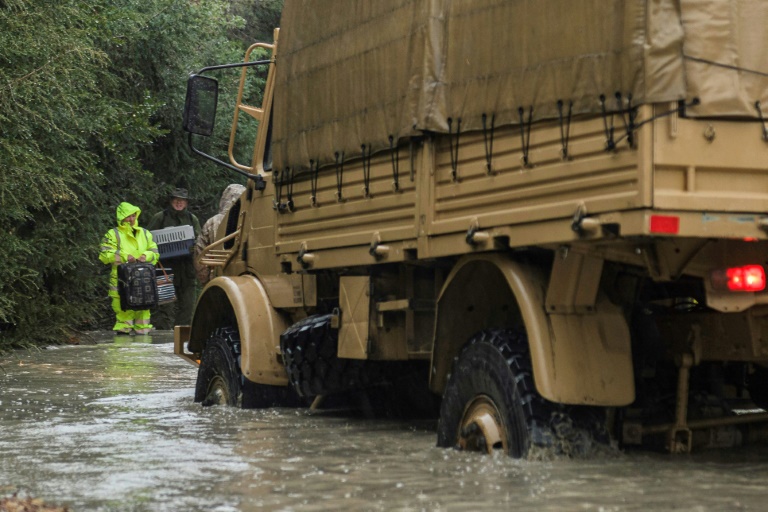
[{"xmin": 99, "ymin": 202, "xmax": 160, "ymax": 335}]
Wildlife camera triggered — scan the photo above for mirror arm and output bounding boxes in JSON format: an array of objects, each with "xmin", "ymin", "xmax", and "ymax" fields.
[
  {"xmin": 184, "ymin": 58, "xmax": 273, "ymax": 191},
  {"xmin": 187, "ymin": 133, "xmax": 266, "ymax": 191},
  {"xmin": 194, "ymin": 58, "xmax": 273, "ymax": 75}
]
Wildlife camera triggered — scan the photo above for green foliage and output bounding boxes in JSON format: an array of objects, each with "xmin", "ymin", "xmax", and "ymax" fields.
[
  {"xmin": 0, "ymin": 0, "xmax": 283, "ymax": 350},
  {"xmin": 229, "ymin": 0, "xmax": 283, "ymax": 46}
]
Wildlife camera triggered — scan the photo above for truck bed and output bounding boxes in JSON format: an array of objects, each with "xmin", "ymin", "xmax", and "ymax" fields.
[{"xmin": 272, "ymin": 105, "xmax": 768, "ymax": 268}]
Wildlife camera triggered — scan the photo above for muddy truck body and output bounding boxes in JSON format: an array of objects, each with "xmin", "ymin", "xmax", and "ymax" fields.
[{"xmin": 179, "ymin": 0, "xmax": 768, "ymax": 456}]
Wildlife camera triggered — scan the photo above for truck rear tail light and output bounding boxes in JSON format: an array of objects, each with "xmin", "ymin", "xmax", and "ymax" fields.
[
  {"xmin": 711, "ymin": 265, "xmax": 766, "ymax": 292},
  {"xmin": 649, "ymin": 215, "xmax": 679, "ymax": 234}
]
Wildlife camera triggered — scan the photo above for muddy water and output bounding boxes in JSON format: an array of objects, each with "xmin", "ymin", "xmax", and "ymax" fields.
[{"xmin": 2, "ymin": 334, "xmax": 768, "ymax": 511}]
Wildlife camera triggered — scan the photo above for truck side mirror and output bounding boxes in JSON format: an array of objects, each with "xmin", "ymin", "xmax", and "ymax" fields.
[{"xmin": 182, "ymin": 74, "xmax": 218, "ymax": 136}]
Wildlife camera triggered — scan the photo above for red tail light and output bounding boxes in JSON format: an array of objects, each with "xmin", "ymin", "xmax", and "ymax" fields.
[
  {"xmin": 649, "ymin": 215, "xmax": 679, "ymax": 234},
  {"xmin": 712, "ymin": 265, "xmax": 766, "ymax": 292}
]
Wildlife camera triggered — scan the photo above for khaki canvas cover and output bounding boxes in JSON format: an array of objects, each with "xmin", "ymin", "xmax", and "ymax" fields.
[{"xmin": 272, "ymin": 0, "xmax": 768, "ymax": 172}]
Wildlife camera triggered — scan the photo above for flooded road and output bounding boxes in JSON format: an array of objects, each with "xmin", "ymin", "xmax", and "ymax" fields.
[{"xmin": 2, "ymin": 334, "xmax": 768, "ymax": 511}]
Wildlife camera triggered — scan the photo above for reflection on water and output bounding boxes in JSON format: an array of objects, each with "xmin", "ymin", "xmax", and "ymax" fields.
[{"xmin": 2, "ymin": 334, "xmax": 768, "ymax": 511}]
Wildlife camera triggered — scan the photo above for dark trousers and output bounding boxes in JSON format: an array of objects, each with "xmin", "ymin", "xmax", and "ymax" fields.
[{"xmin": 152, "ymin": 259, "xmax": 196, "ymax": 330}]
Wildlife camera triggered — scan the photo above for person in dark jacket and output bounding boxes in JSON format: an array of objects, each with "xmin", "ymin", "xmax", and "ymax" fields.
[{"xmin": 146, "ymin": 188, "xmax": 201, "ymax": 329}]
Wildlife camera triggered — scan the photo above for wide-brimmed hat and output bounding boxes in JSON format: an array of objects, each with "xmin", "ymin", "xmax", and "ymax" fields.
[{"xmin": 170, "ymin": 188, "xmax": 190, "ymax": 200}]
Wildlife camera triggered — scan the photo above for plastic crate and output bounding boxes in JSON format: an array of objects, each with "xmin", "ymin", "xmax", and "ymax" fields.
[{"xmin": 151, "ymin": 225, "xmax": 195, "ymax": 260}]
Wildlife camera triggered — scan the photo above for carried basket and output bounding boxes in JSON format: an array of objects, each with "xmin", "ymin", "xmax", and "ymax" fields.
[{"xmin": 156, "ymin": 263, "xmax": 176, "ymax": 305}]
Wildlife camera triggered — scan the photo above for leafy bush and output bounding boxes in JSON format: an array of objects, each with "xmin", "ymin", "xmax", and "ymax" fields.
[{"xmin": 0, "ymin": 0, "xmax": 282, "ymax": 350}]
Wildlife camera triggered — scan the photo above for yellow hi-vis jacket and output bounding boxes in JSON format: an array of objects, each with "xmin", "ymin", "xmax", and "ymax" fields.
[{"xmin": 99, "ymin": 202, "xmax": 160, "ymax": 298}]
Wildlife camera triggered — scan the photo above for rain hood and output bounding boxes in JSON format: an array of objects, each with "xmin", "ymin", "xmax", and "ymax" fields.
[{"xmin": 116, "ymin": 202, "xmax": 141, "ymax": 225}]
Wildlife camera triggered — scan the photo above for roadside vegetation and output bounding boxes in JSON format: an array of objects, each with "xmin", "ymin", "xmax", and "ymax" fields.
[{"xmin": 0, "ymin": 0, "xmax": 283, "ymax": 350}]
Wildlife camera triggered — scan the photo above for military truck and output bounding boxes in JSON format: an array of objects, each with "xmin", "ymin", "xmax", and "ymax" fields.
[{"xmin": 178, "ymin": 0, "xmax": 768, "ymax": 456}]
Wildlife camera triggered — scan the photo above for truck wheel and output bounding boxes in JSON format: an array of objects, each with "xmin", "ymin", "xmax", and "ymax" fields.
[
  {"xmin": 195, "ymin": 326, "xmax": 305, "ymax": 408},
  {"xmin": 195, "ymin": 327, "xmax": 242, "ymax": 407},
  {"xmin": 280, "ymin": 314, "xmax": 381, "ymax": 397},
  {"xmin": 436, "ymin": 328, "xmax": 609, "ymax": 458}
]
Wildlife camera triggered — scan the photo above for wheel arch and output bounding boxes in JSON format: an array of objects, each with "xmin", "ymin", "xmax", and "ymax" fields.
[
  {"xmin": 430, "ymin": 252, "xmax": 634, "ymax": 406},
  {"xmin": 189, "ymin": 275, "xmax": 289, "ymax": 386},
  {"xmin": 430, "ymin": 254, "xmax": 550, "ymax": 395}
]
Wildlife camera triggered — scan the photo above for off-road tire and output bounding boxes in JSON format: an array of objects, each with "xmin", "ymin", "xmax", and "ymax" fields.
[
  {"xmin": 436, "ymin": 328, "xmax": 610, "ymax": 458},
  {"xmin": 280, "ymin": 314, "xmax": 383, "ymax": 397},
  {"xmin": 195, "ymin": 326, "xmax": 305, "ymax": 408},
  {"xmin": 195, "ymin": 327, "xmax": 242, "ymax": 407}
]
